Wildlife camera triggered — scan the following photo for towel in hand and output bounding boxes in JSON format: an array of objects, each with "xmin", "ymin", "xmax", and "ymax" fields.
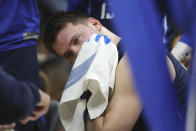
[{"xmin": 59, "ymin": 34, "xmax": 118, "ymax": 131}]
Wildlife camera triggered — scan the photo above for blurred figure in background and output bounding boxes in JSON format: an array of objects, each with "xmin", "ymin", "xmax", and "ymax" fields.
[
  {"xmin": 39, "ymin": 55, "xmax": 72, "ymax": 101},
  {"xmin": 0, "ymin": 0, "xmax": 50, "ymax": 130},
  {"xmin": 39, "ymin": 56, "xmax": 72, "ymax": 131}
]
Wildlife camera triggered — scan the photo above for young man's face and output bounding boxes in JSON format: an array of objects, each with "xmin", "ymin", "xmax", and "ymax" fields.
[{"xmin": 52, "ymin": 21, "xmax": 99, "ymax": 63}]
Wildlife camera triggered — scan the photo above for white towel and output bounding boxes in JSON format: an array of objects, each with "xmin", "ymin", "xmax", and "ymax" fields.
[{"xmin": 59, "ymin": 34, "xmax": 118, "ymax": 131}]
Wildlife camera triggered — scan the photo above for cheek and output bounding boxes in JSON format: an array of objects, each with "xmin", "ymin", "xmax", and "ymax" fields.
[{"xmin": 52, "ymin": 44, "xmax": 62, "ymax": 56}]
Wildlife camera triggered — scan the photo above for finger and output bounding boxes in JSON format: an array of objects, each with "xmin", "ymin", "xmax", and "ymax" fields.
[
  {"xmin": 21, "ymin": 112, "xmax": 42, "ymax": 123},
  {"xmin": 0, "ymin": 125, "xmax": 8, "ymax": 130},
  {"xmin": 33, "ymin": 105, "xmax": 47, "ymax": 115},
  {"xmin": 8, "ymin": 123, "xmax": 16, "ymax": 129},
  {"xmin": 20, "ymin": 108, "xmax": 46, "ymax": 124},
  {"xmin": 8, "ymin": 123, "xmax": 15, "ymax": 129},
  {"xmin": 28, "ymin": 111, "xmax": 43, "ymax": 121},
  {"xmin": 20, "ymin": 116, "xmax": 33, "ymax": 125},
  {"xmin": 0, "ymin": 123, "xmax": 15, "ymax": 130}
]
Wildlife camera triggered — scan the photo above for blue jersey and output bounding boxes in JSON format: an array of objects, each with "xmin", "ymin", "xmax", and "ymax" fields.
[
  {"xmin": 67, "ymin": 0, "xmax": 115, "ymax": 32},
  {"xmin": 0, "ymin": 0, "xmax": 40, "ymax": 52},
  {"xmin": 180, "ymin": 32, "xmax": 194, "ymax": 48}
]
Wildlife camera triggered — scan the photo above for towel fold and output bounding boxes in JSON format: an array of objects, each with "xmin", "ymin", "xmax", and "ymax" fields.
[{"xmin": 59, "ymin": 34, "xmax": 118, "ymax": 131}]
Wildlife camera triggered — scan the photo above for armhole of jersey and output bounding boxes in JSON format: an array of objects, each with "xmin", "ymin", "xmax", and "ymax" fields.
[{"xmin": 117, "ymin": 43, "xmax": 125, "ymax": 62}]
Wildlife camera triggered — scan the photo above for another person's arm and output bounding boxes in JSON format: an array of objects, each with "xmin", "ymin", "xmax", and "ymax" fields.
[
  {"xmin": 0, "ymin": 67, "xmax": 50, "ymax": 125},
  {"xmin": 86, "ymin": 56, "xmax": 141, "ymax": 131}
]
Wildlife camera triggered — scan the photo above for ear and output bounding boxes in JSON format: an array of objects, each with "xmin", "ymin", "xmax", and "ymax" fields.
[{"xmin": 88, "ymin": 17, "xmax": 102, "ymax": 31}]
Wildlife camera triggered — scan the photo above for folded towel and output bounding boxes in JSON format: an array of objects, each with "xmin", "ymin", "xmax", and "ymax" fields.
[{"xmin": 59, "ymin": 34, "xmax": 118, "ymax": 131}]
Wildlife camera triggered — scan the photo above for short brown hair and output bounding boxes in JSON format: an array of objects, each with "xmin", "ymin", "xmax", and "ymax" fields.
[{"xmin": 43, "ymin": 11, "xmax": 89, "ymax": 54}]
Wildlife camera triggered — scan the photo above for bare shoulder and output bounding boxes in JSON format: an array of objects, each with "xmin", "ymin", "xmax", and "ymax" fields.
[
  {"xmin": 114, "ymin": 55, "xmax": 136, "ymax": 95},
  {"xmin": 103, "ymin": 55, "xmax": 141, "ymax": 130},
  {"xmin": 86, "ymin": 55, "xmax": 141, "ymax": 131}
]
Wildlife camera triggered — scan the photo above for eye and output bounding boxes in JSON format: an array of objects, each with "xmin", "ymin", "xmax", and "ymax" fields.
[
  {"xmin": 73, "ymin": 38, "xmax": 79, "ymax": 45},
  {"xmin": 72, "ymin": 34, "xmax": 83, "ymax": 45}
]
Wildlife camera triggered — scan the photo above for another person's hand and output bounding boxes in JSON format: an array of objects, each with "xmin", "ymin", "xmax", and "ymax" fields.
[
  {"xmin": 0, "ymin": 122, "xmax": 15, "ymax": 130},
  {"xmin": 20, "ymin": 90, "xmax": 51, "ymax": 124}
]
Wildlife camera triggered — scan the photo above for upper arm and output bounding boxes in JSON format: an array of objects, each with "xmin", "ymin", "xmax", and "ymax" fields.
[{"xmin": 87, "ymin": 56, "xmax": 141, "ymax": 131}]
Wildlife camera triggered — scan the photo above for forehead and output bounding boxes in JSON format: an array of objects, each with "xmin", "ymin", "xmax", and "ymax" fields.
[{"xmin": 56, "ymin": 23, "xmax": 91, "ymax": 43}]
